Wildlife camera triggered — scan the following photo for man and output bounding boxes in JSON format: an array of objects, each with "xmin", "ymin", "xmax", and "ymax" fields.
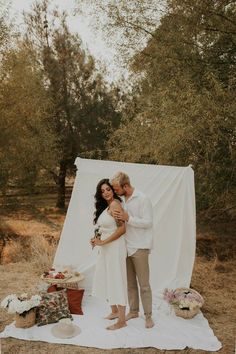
[{"xmin": 110, "ymin": 171, "xmax": 154, "ymax": 328}]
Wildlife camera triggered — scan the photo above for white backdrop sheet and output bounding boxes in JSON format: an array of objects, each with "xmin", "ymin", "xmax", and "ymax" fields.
[
  {"xmin": 0, "ymin": 158, "xmax": 222, "ymax": 351},
  {"xmin": 54, "ymin": 157, "xmax": 196, "ymax": 294}
]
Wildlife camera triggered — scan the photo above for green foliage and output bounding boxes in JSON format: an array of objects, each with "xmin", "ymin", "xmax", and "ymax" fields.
[
  {"xmin": 0, "ymin": 43, "xmax": 58, "ymax": 191},
  {"xmin": 76, "ymin": 0, "xmax": 166, "ymax": 62},
  {"xmin": 24, "ymin": 0, "xmax": 121, "ymax": 161},
  {"xmin": 0, "ymin": 1, "xmax": 10, "ymax": 51},
  {"xmin": 0, "ymin": 0, "xmax": 122, "ymax": 205},
  {"xmin": 107, "ymin": 0, "xmax": 236, "ymax": 216}
]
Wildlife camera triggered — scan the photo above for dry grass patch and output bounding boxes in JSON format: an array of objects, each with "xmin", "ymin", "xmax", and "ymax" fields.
[
  {"xmin": 30, "ymin": 234, "xmax": 57, "ymax": 274},
  {"xmin": 0, "ymin": 231, "xmax": 57, "ymax": 268},
  {"xmin": 0, "ymin": 216, "xmax": 61, "ymax": 237},
  {"xmin": 191, "ymin": 257, "xmax": 236, "ymax": 354},
  {"xmin": 1, "ymin": 239, "xmax": 29, "ymax": 264}
]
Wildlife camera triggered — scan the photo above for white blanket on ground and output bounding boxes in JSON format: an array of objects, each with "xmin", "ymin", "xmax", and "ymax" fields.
[{"xmin": 0, "ymin": 295, "xmax": 222, "ymax": 351}]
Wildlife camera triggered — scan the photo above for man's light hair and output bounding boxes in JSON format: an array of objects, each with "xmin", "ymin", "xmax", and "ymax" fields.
[{"xmin": 110, "ymin": 171, "xmax": 131, "ymax": 187}]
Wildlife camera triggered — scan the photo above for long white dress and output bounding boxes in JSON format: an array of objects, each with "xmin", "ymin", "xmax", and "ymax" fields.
[{"xmin": 92, "ymin": 208, "xmax": 128, "ymax": 306}]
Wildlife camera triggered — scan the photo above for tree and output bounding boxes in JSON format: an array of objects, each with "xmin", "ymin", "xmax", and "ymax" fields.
[
  {"xmin": 0, "ymin": 1, "xmax": 10, "ymax": 51},
  {"xmin": 23, "ymin": 0, "xmax": 122, "ymax": 207},
  {"xmin": 0, "ymin": 43, "xmax": 58, "ymax": 193},
  {"xmin": 0, "ymin": 1, "xmax": 57, "ymax": 193},
  {"xmin": 75, "ymin": 0, "xmax": 166, "ymax": 65},
  {"xmin": 107, "ymin": 0, "xmax": 236, "ymax": 217}
]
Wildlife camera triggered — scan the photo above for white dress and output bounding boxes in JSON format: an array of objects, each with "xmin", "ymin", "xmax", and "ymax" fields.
[{"xmin": 92, "ymin": 208, "xmax": 128, "ymax": 306}]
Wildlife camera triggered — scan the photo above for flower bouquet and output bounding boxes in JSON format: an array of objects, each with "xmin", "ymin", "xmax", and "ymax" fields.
[
  {"xmin": 163, "ymin": 287, "xmax": 204, "ymax": 319},
  {"xmin": 92, "ymin": 226, "xmax": 101, "ymax": 249},
  {"xmin": 1, "ymin": 293, "xmax": 41, "ymax": 328}
]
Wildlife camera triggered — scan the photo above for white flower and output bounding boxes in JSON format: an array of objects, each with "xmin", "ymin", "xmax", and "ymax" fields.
[
  {"xmin": 178, "ymin": 298, "xmax": 201, "ymax": 311},
  {"xmin": 179, "ymin": 300, "xmax": 189, "ymax": 308},
  {"xmin": 36, "ymin": 282, "xmax": 50, "ymax": 292},
  {"xmin": 25, "ymin": 302, "xmax": 32, "ymax": 312},
  {"xmin": 1, "ymin": 293, "xmax": 41, "ymax": 314},
  {"xmin": 8, "ymin": 299, "xmax": 18, "ymax": 314},
  {"xmin": 29, "ymin": 295, "xmax": 41, "ymax": 308},
  {"xmin": 0, "ymin": 295, "xmax": 17, "ymax": 309},
  {"xmin": 31, "ymin": 295, "xmax": 41, "ymax": 302},
  {"xmin": 15, "ymin": 301, "xmax": 29, "ymax": 314}
]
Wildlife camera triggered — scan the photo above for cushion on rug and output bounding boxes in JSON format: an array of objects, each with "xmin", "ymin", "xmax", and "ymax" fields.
[
  {"xmin": 47, "ymin": 286, "xmax": 84, "ymax": 315},
  {"xmin": 36, "ymin": 289, "xmax": 72, "ymax": 326},
  {"xmin": 47, "ymin": 285, "xmax": 57, "ymax": 293}
]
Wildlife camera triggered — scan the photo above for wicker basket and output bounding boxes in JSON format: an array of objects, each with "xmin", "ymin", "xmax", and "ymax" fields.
[
  {"xmin": 173, "ymin": 305, "xmax": 200, "ymax": 319},
  {"xmin": 15, "ymin": 308, "xmax": 36, "ymax": 328},
  {"xmin": 56, "ymin": 282, "xmax": 80, "ymax": 290}
]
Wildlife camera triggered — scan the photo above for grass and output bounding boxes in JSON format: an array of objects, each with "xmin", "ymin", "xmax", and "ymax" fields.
[{"xmin": 0, "ymin": 187, "xmax": 235, "ymax": 354}]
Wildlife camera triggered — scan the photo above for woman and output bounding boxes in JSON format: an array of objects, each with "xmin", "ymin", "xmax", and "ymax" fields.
[{"xmin": 91, "ymin": 178, "xmax": 127, "ymax": 330}]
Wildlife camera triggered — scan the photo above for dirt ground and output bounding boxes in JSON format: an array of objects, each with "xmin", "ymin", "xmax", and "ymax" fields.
[{"xmin": 0, "ymin": 189, "xmax": 235, "ymax": 354}]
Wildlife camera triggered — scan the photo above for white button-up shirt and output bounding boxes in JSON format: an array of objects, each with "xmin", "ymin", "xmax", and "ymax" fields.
[{"xmin": 122, "ymin": 189, "xmax": 154, "ymax": 256}]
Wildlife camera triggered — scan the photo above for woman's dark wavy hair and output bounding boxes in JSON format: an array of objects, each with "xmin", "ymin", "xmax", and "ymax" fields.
[{"xmin": 93, "ymin": 178, "xmax": 121, "ymax": 224}]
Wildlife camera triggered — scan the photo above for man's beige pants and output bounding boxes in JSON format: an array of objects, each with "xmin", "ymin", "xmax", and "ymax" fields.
[{"xmin": 126, "ymin": 249, "xmax": 152, "ymax": 317}]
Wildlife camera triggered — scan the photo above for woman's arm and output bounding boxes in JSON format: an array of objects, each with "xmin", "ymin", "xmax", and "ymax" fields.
[
  {"xmin": 94, "ymin": 223, "xmax": 125, "ymax": 246},
  {"xmin": 94, "ymin": 200, "xmax": 126, "ymax": 246},
  {"xmin": 113, "ymin": 196, "xmax": 153, "ymax": 229}
]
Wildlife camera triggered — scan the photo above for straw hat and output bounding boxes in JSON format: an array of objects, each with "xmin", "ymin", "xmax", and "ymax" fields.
[{"xmin": 51, "ymin": 318, "xmax": 81, "ymax": 339}]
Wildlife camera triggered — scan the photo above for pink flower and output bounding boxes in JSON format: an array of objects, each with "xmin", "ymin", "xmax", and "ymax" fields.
[
  {"xmin": 163, "ymin": 289, "xmax": 175, "ymax": 303},
  {"xmin": 163, "ymin": 288, "xmax": 204, "ymax": 307}
]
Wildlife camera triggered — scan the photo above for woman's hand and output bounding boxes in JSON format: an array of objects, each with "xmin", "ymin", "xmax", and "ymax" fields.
[
  {"xmin": 93, "ymin": 238, "xmax": 104, "ymax": 246},
  {"xmin": 90, "ymin": 237, "xmax": 95, "ymax": 247}
]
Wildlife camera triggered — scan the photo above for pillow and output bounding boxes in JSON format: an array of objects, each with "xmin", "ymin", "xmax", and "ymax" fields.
[
  {"xmin": 47, "ymin": 285, "xmax": 57, "ymax": 293},
  {"xmin": 37, "ymin": 289, "xmax": 72, "ymax": 326},
  {"xmin": 64, "ymin": 288, "xmax": 84, "ymax": 315},
  {"xmin": 47, "ymin": 286, "xmax": 84, "ymax": 315}
]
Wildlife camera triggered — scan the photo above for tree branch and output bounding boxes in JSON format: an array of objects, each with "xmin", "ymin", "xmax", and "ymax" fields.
[
  {"xmin": 204, "ymin": 27, "xmax": 236, "ymax": 35},
  {"xmin": 209, "ymin": 11, "xmax": 236, "ymax": 27}
]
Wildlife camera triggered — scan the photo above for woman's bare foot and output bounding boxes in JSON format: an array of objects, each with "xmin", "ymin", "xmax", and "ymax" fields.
[
  {"xmin": 106, "ymin": 322, "xmax": 127, "ymax": 330},
  {"xmin": 125, "ymin": 312, "xmax": 139, "ymax": 321},
  {"xmin": 104, "ymin": 312, "xmax": 119, "ymax": 320}
]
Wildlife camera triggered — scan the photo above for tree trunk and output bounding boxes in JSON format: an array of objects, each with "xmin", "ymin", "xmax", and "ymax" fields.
[
  {"xmin": 0, "ymin": 237, "xmax": 5, "ymax": 264},
  {"xmin": 56, "ymin": 161, "xmax": 67, "ymax": 209}
]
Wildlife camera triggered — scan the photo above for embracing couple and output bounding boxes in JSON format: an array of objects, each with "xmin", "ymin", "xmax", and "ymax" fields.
[{"xmin": 90, "ymin": 172, "xmax": 154, "ymax": 330}]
